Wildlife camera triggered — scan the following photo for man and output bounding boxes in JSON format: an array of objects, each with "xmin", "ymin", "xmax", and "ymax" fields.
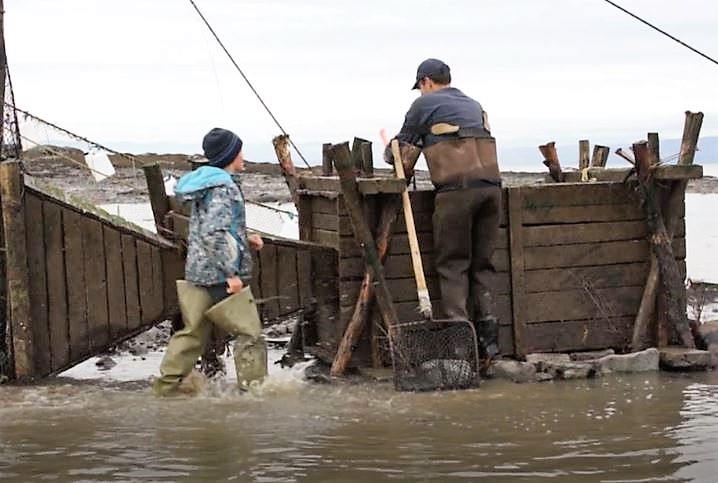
[
  {"xmin": 153, "ymin": 127, "xmax": 265, "ymax": 396},
  {"xmin": 387, "ymin": 58, "xmax": 502, "ymax": 362}
]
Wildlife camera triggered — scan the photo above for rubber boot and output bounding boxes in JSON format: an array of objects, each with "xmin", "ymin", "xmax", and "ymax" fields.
[
  {"xmin": 233, "ymin": 335, "xmax": 268, "ymax": 391},
  {"xmin": 476, "ymin": 316, "xmax": 499, "ymax": 376},
  {"xmin": 152, "ymin": 281, "xmax": 214, "ymax": 396},
  {"xmin": 203, "ymin": 287, "xmax": 267, "ymax": 390}
]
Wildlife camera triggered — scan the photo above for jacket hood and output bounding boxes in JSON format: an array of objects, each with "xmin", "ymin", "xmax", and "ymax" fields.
[{"xmin": 174, "ymin": 166, "xmax": 234, "ymax": 200}]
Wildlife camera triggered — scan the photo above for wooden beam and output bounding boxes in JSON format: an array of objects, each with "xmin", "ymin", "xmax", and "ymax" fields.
[
  {"xmin": 591, "ymin": 145, "xmax": 610, "ymax": 167},
  {"xmin": 142, "ymin": 164, "xmax": 170, "ymax": 233},
  {"xmin": 539, "ymin": 142, "xmax": 563, "ymax": 182},
  {"xmin": 557, "ymin": 164, "xmax": 702, "ymax": 183},
  {"xmin": 507, "ymin": 187, "xmax": 527, "ymax": 359},
  {"xmin": 679, "ymin": 111, "xmax": 703, "ymax": 165},
  {"xmin": 0, "ymin": 161, "xmax": 34, "ymax": 380},
  {"xmin": 322, "ymin": 143, "xmax": 333, "ymax": 176}
]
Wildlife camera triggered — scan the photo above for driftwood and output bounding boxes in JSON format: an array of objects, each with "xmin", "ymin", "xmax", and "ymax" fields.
[
  {"xmin": 632, "ymin": 141, "xmax": 695, "ymax": 349},
  {"xmin": 329, "ymin": 142, "xmax": 401, "ymax": 375},
  {"xmin": 615, "ymin": 148, "xmax": 635, "ymax": 165},
  {"xmin": 272, "ymin": 134, "xmax": 300, "ymax": 207},
  {"xmin": 539, "ymin": 142, "xmax": 563, "ymax": 182}
]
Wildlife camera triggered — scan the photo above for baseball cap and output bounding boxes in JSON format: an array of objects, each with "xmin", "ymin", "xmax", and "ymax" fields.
[{"xmin": 412, "ymin": 58, "xmax": 451, "ymax": 89}]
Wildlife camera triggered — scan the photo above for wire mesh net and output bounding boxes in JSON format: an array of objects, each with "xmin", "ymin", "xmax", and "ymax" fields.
[
  {"xmin": 390, "ymin": 319, "xmax": 480, "ymax": 392},
  {"xmin": 1, "ymin": 67, "xmax": 22, "ymax": 160}
]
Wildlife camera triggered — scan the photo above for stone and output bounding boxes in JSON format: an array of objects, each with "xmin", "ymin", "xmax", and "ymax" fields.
[
  {"xmin": 659, "ymin": 347, "xmax": 711, "ymax": 371},
  {"xmin": 540, "ymin": 361, "xmax": 599, "ymax": 380},
  {"xmin": 698, "ymin": 321, "xmax": 718, "ymax": 368},
  {"xmin": 491, "ymin": 360, "xmax": 536, "ymax": 383},
  {"xmin": 526, "ymin": 353, "xmax": 571, "ymax": 365},
  {"xmin": 358, "ymin": 367, "xmax": 394, "ymax": 383},
  {"xmin": 570, "ymin": 349, "xmax": 615, "ymax": 361},
  {"xmin": 596, "ymin": 348, "xmax": 659, "ymax": 374},
  {"xmin": 95, "ymin": 355, "xmax": 116, "ymax": 371},
  {"xmin": 535, "ymin": 372, "xmax": 554, "ymax": 383}
]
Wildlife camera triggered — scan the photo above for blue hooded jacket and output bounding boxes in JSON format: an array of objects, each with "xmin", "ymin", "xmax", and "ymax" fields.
[{"xmin": 174, "ymin": 166, "xmax": 252, "ymax": 285}]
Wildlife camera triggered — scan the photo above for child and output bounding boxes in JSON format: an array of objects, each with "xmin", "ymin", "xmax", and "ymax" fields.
[{"xmin": 153, "ymin": 127, "xmax": 265, "ymax": 396}]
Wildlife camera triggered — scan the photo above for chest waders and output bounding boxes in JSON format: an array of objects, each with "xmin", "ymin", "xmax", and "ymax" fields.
[{"xmin": 153, "ymin": 281, "xmax": 267, "ymax": 396}]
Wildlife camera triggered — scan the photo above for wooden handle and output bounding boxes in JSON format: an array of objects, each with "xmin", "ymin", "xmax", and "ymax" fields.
[{"xmin": 391, "ymin": 140, "xmax": 432, "ymax": 318}]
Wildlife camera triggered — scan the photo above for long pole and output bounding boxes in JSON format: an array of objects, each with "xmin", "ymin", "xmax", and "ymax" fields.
[{"xmin": 0, "ymin": 0, "xmax": 6, "ymax": 140}]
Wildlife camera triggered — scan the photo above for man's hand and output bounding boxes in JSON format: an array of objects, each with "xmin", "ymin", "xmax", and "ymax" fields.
[
  {"xmin": 248, "ymin": 233, "xmax": 264, "ymax": 251},
  {"xmin": 226, "ymin": 276, "xmax": 244, "ymax": 294}
]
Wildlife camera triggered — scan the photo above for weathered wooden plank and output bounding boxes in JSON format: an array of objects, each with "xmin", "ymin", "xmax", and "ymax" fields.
[
  {"xmin": 143, "ymin": 164, "xmax": 170, "ymax": 231},
  {"xmin": 522, "ymin": 183, "xmax": 634, "ymax": 206},
  {"xmin": 136, "ymin": 240, "xmax": 155, "ymax": 325},
  {"xmin": 526, "ymin": 261, "xmax": 687, "ymax": 294},
  {"xmin": 160, "ymin": 247, "xmax": 184, "ymax": 318},
  {"xmin": 63, "ymin": 210, "xmax": 89, "ymax": 361},
  {"xmin": 498, "ymin": 325, "xmax": 514, "ymax": 356},
  {"xmin": 121, "ymin": 235, "xmax": 141, "ymax": 331},
  {"xmin": 297, "ymin": 249, "xmax": 313, "ymax": 310},
  {"xmin": 169, "ymin": 212, "xmax": 189, "ymax": 241},
  {"xmin": 278, "ymin": 245, "xmax": 299, "ymax": 315},
  {"xmin": 168, "ymin": 196, "xmax": 190, "ymax": 217},
  {"xmin": 558, "ymin": 165, "xmax": 703, "ymax": 183},
  {"xmin": 340, "ymin": 253, "xmax": 437, "ymax": 280},
  {"xmin": 150, "ymin": 246, "xmax": 165, "ymax": 323},
  {"xmin": 336, "ymin": 212, "xmax": 434, "ymax": 236},
  {"xmin": 260, "ymin": 244, "xmax": 280, "ymax": 321},
  {"xmin": 525, "ymin": 317, "xmax": 634, "ymax": 353},
  {"xmin": 525, "ymin": 219, "xmax": 686, "ymax": 247},
  {"xmin": 525, "ymin": 286, "xmax": 644, "ymax": 324},
  {"xmin": 507, "ymin": 186, "xmax": 526, "ymax": 359},
  {"xmin": 82, "ymin": 218, "xmax": 109, "ymax": 351},
  {"xmin": 523, "ymin": 203, "xmax": 644, "ymax": 225},
  {"xmin": 525, "ymin": 238, "xmax": 686, "ymax": 270},
  {"xmin": 298, "ymin": 195, "xmax": 313, "ymax": 242},
  {"xmin": 43, "ymin": 202, "xmax": 69, "ymax": 372},
  {"xmin": 311, "ymin": 212, "xmax": 338, "ymax": 232},
  {"xmin": 339, "ymin": 277, "xmax": 442, "ymax": 307},
  {"xmin": 103, "ymin": 227, "xmax": 127, "ymax": 339},
  {"xmin": 310, "ymin": 196, "xmax": 339, "ymax": 215},
  {"xmin": 311, "ymin": 246, "xmax": 340, "ymax": 345},
  {"xmin": 25, "ymin": 195, "xmax": 51, "ymax": 376},
  {"xmin": 299, "ymin": 175, "xmax": 406, "ymax": 194},
  {"xmin": 312, "ymin": 228, "xmax": 340, "ymax": 248}
]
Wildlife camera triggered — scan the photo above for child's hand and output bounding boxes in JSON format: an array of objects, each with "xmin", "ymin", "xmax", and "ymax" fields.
[
  {"xmin": 248, "ymin": 233, "xmax": 264, "ymax": 251},
  {"xmin": 226, "ymin": 276, "xmax": 244, "ymax": 294}
]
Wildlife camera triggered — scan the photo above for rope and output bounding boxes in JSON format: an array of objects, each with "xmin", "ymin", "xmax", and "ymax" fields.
[
  {"xmin": 187, "ymin": 0, "xmax": 311, "ymax": 168},
  {"xmin": 600, "ymin": 0, "xmax": 718, "ymax": 67}
]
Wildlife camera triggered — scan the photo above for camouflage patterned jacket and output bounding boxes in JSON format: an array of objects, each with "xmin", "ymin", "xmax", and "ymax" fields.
[{"xmin": 174, "ymin": 166, "xmax": 252, "ymax": 286}]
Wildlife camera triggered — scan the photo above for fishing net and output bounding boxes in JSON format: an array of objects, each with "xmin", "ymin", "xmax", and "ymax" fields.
[{"xmin": 390, "ymin": 319, "xmax": 480, "ymax": 392}]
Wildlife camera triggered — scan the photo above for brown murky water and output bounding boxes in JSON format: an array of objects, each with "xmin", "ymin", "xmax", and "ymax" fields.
[{"xmin": 1, "ymin": 370, "xmax": 717, "ymax": 482}]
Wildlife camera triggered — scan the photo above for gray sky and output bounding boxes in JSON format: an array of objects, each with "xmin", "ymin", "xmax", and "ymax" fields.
[{"xmin": 7, "ymin": 0, "xmax": 718, "ymax": 166}]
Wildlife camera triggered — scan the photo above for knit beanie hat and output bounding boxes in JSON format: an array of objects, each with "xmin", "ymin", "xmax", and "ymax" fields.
[{"xmin": 202, "ymin": 128, "xmax": 243, "ymax": 168}]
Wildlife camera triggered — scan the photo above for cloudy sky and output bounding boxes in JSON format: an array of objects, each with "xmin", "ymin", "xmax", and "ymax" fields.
[{"xmin": 6, "ymin": 0, "xmax": 718, "ymax": 167}]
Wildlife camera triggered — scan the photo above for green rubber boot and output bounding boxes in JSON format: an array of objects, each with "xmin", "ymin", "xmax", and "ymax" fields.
[
  {"xmin": 152, "ymin": 281, "xmax": 214, "ymax": 396},
  {"xmin": 204, "ymin": 287, "xmax": 267, "ymax": 390}
]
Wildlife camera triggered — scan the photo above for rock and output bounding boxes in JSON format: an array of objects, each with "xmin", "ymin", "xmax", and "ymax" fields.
[
  {"xmin": 128, "ymin": 344, "xmax": 149, "ymax": 356},
  {"xmin": 698, "ymin": 321, "xmax": 718, "ymax": 368},
  {"xmin": 659, "ymin": 347, "xmax": 712, "ymax": 371},
  {"xmin": 570, "ymin": 349, "xmax": 615, "ymax": 361},
  {"xmin": 596, "ymin": 348, "xmax": 659, "ymax": 374},
  {"xmin": 526, "ymin": 353, "xmax": 571, "ymax": 365},
  {"xmin": 491, "ymin": 360, "xmax": 536, "ymax": 383},
  {"xmin": 535, "ymin": 372, "xmax": 554, "ymax": 383},
  {"xmin": 95, "ymin": 355, "xmax": 116, "ymax": 371},
  {"xmin": 542, "ymin": 361, "xmax": 599, "ymax": 380},
  {"xmin": 304, "ymin": 362, "xmax": 333, "ymax": 384},
  {"xmin": 358, "ymin": 367, "xmax": 394, "ymax": 383}
]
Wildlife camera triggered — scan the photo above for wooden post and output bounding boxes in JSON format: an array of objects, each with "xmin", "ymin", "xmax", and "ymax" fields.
[
  {"xmin": 632, "ymin": 113, "xmax": 703, "ymax": 351},
  {"xmin": 507, "ymin": 186, "xmax": 526, "ymax": 359},
  {"xmin": 330, "ymin": 142, "xmax": 399, "ymax": 354},
  {"xmin": 360, "ymin": 141, "xmax": 374, "ymax": 177},
  {"xmin": 351, "ymin": 137, "xmax": 370, "ymax": 176},
  {"xmin": 321, "ymin": 143, "xmax": 333, "ymax": 176},
  {"xmin": 0, "ymin": 161, "xmax": 35, "ymax": 380},
  {"xmin": 142, "ymin": 164, "xmax": 170, "ymax": 233},
  {"xmin": 578, "ymin": 140, "xmax": 590, "ymax": 170},
  {"xmin": 0, "ymin": 0, "xmax": 6, "ymax": 141},
  {"xmin": 539, "ymin": 142, "xmax": 563, "ymax": 182},
  {"xmin": 647, "ymin": 133, "xmax": 660, "ymax": 164},
  {"xmin": 591, "ymin": 145, "xmax": 610, "ymax": 167},
  {"xmin": 632, "ymin": 142, "xmax": 694, "ymax": 349},
  {"xmin": 272, "ymin": 134, "xmax": 300, "ymax": 208}
]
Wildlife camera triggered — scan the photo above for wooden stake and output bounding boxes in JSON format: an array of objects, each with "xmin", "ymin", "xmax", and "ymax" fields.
[
  {"xmin": 632, "ymin": 114, "xmax": 703, "ymax": 351},
  {"xmin": 142, "ymin": 164, "xmax": 170, "ymax": 232},
  {"xmin": 330, "ymin": 142, "xmax": 399, "ymax": 355},
  {"xmin": 0, "ymin": 161, "xmax": 35, "ymax": 380},
  {"xmin": 632, "ymin": 142, "xmax": 694, "ymax": 349},
  {"xmin": 539, "ymin": 142, "xmax": 563, "ymax": 182},
  {"xmin": 330, "ymin": 145, "xmax": 421, "ymax": 376},
  {"xmin": 591, "ymin": 145, "xmax": 610, "ymax": 167},
  {"xmin": 578, "ymin": 140, "xmax": 590, "ymax": 170},
  {"xmin": 321, "ymin": 143, "xmax": 333, "ymax": 175},
  {"xmin": 272, "ymin": 134, "xmax": 300, "ymax": 208}
]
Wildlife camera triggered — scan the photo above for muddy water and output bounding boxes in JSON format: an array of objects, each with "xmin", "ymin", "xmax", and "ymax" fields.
[{"xmin": 1, "ymin": 370, "xmax": 717, "ymax": 482}]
